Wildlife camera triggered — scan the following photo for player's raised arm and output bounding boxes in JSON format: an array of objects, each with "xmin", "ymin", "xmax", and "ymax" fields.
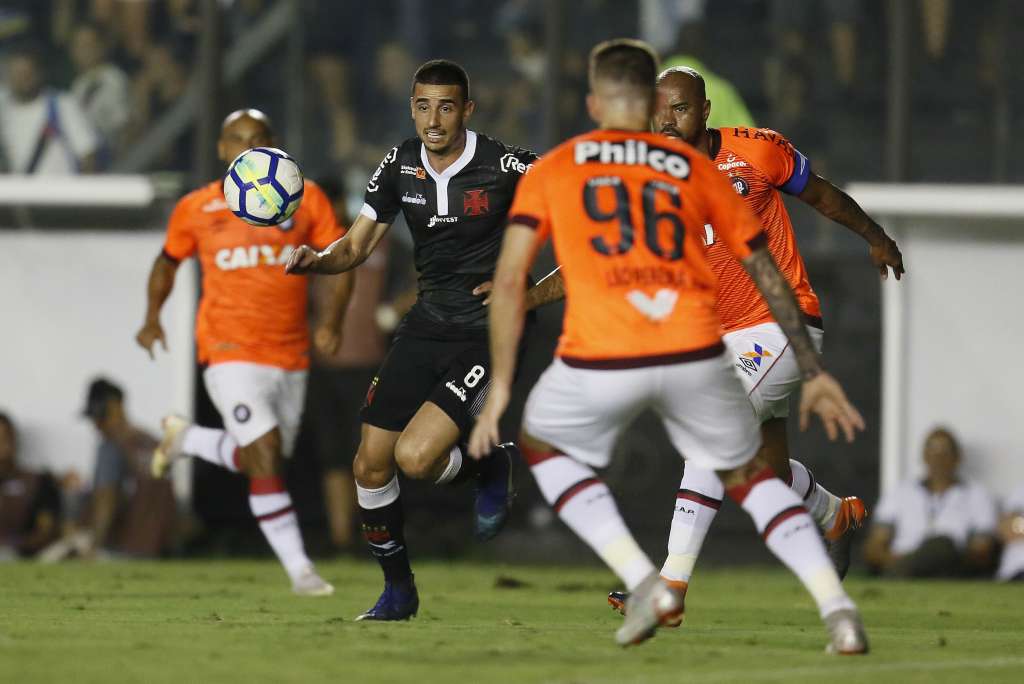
[
  {"xmin": 285, "ymin": 213, "xmax": 390, "ymax": 275},
  {"xmin": 135, "ymin": 252, "xmax": 179, "ymax": 359},
  {"xmin": 797, "ymin": 173, "xmax": 904, "ymax": 280},
  {"xmin": 467, "ymin": 223, "xmax": 542, "ymax": 459}
]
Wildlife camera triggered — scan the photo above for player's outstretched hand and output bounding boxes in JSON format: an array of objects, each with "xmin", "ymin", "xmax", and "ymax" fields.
[
  {"xmin": 313, "ymin": 324, "xmax": 342, "ymax": 356},
  {"xmin": 870, "ymin": 235, "xmax": 904, "ymax": 281},
  {"xmin": 472, "ymin": 280, "xmax": 493, "ymax": 305},
  {"xmin": 135, "ymin": 320, "xmax": 167, "ymax": 360},
  {"xmin": 468, "ymin": 384, "xmax": 511, "ymax": 459},
  {"xmin": 799, "ymin": 372, "xmax": 865, "ymax": 443},
  {"xmin": 284, "ymin": 245, "xmax": 321, "ymax": 274}
]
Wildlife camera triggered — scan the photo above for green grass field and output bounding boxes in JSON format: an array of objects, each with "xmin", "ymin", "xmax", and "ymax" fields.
[{"xmin": 1, "ymin": 559, "xmax": 1021, "ymax": 683}]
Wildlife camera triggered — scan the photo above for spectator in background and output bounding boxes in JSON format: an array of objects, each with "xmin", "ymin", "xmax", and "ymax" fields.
[
  {"xmin": 0, "ymin": 412, "xmax": 61, "ymax": 559},
  {"xmin": 660, "ymin": 23, "xmax": 756, "ymax": 129},
  {"xmin": 79, "ymin": 378, "xmax": 176, "ymax": 558},
  {"xmin": 996, "ymin": 484, "xmax": 1024, "ymax": 581},
  {"xmin": 864, "ymin": 428, "xmax": 998, "ymax": 577},
  {"xmin": 69, "ymin": 23, "xmax": 130, "ymax": 163},
  {"xmin": 125, "ymin": 41, "xmax": 189, "ymax": 167},
  {"xmin": 303, "ymin": 178, "xmax": 391, "ymax": 551},
  {"xmin": 0, "ymin": 42, "xmax": 97, "ymax": 173}
]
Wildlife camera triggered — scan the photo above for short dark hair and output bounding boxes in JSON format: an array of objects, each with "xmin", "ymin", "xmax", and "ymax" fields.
[
  {"xmin": 658, "ymin": 66, "xmax": 707, "ymax": 99},
  {"xmin": 83, "ymin": 377, "xmax": 123, "ymax": 421},
  {"xmin": 926, "ymin": 427, "xmax": 961, "ymax": 458},
  {"xmin": 588, "ymin": 39, "xmax": 659, "ymax": 91},
  {"xmin": 412, "ymin": 59, "xmax": 470, "ymax": 101}
]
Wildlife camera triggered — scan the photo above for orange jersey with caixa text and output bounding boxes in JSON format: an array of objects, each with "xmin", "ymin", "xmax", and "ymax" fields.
[
  {"xmin": 163, "ymin": 179, "xmax": 343, "ymax": 370},
  {"xmin": 509, "ymin": 129, "xmax": 766, "ymax": 367},
  {"xmin": 705, "ymin": 127, "xmax": 821, "ymax": 332}
]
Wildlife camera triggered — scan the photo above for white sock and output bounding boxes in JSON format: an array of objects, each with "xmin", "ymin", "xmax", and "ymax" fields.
[
  {"xmin": 661, "ymin": 465, "xmax": 724, "ymax": 584},
  {"xmin": 182, "ymin": 425, "xmax": 240, "ymax": 472},
  {"xmin": 530, "ymin": 452, "xmax": 654, "ymax": 589},
  {"xmin": 249, "ymin": 477, "xmax": 312, "ymax": 582},
  {"xmin": 434, "ymin": 445, "xmax": 463, "ymax": 485},
  {"xmin": 733, "ymin": 474, "xmax": 855, "ymax": 618},
  {"xmin": 788, "ymin": 459, "xmax": 842, "ymax": 531}
]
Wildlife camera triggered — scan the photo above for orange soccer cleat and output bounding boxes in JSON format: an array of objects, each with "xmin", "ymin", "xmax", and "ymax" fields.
[{"xmin": 824, "ymin": 496, "xmax": 868, "ymax": 579}]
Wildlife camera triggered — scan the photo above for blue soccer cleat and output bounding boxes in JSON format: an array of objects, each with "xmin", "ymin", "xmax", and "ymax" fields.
[
  {"xmin": 354, "ymin": 576, "xmax": 419, "ymax": 621},
  {"xmin": 474, "ymin": 442, "xmax": 518, "ymax": 541}
]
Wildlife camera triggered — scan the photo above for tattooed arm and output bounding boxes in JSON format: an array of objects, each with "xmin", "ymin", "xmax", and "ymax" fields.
[
  {"xmin": 798, "ymin": 174, "xmax": 905, "ymax": 280},
  {"xmin": 741, "ymin": 246, "xmax": 865, "ymax": 441},
  {"xmin": 741, "ymin": 247, "xmax": 822, "ymax": 380}
]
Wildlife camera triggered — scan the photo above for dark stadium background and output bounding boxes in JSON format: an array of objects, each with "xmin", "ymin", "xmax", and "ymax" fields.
[{"xmin": 5, "ymin": 0, "xmax": 1021, "ymax": 566}]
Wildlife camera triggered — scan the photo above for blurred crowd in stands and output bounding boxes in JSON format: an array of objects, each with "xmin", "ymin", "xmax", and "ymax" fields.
[{"xmin": 1, "ymin": 0, "xmax": 1020, "ymax": 184}]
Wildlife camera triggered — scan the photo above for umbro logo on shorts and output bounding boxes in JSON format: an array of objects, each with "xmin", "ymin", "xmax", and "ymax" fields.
[{"xmin": 233, "ymin": 404, "xmax": 251, "ymax": 423}]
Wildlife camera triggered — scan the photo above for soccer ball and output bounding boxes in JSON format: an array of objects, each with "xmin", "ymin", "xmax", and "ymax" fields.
[{"xmin": 223, "ymin": 147, "xmax": 305, "ymax": 226}]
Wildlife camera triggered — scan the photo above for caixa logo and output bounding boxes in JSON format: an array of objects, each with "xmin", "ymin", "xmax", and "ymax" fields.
[
  {"xmin": 366, "ymin": 146, "xmax": 399, "ymax": 193},
  {"xmin": 215, "ymin": 244, "xmax": 296, "ymax": 271}
]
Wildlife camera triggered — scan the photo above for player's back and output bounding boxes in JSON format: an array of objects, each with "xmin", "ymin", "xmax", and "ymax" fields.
[
  {"xmin": 164, "ymin": 179, "xmax": 342, "ymax": 370},
  {"xmin": 511, "ymin": 129, "xmax": 764, "ymax": 366},
  {"xmin": 705, "ymin": 127, "xmax": 821, "ymax": 331}
]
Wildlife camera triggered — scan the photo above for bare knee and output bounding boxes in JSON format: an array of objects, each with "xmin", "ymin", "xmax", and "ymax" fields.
[
  {"xmin": 353, "ymin": 448, "xmax": 394, "ymax": 488},
  {"xmin": 717, "ymin": 452, "xmax": 771, "ymax": 490},
  {"xmin": 394, "ymin": 434, "xmax": 447, "ymax": 480}
]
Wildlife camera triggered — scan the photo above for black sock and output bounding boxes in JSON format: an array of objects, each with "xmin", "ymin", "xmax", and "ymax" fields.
[{"xmin": 360, "ymin": 497, "xmax": 412, "ymax": 584}]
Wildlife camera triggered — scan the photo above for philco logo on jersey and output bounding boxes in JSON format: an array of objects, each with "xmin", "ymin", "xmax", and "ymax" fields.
[
  {"xmin": 367, "ymin": 146, "xmax": 398, "ymax": 193},
  {"xmin": 574, "ymin": 139, "xmax": 690, "ymax": 180},
  {"xmin": 500, "ymin": 153, "xmax": 532, "ymax": 174},
  {"xmin": 215, "ymin": 244, "xmax": 296, "ymax": 271},
  {"xmin": 401, "ymin": 193, "xmax": 427, "ymax": 205},
  {"xmin": 428, "ymin": 215, "xmax": 459, "ymax": 228}
]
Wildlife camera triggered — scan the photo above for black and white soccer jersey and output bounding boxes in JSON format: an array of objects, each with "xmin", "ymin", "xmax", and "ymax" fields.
[{"xmin": 361, "ymin": 130, "xmax": 538, "ymax": 340}]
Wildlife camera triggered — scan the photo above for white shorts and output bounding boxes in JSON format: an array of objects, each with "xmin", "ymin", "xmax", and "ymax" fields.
[
  {"xmin": 523, "ymin": 353, "xmax": 761, "ymax": 471},
  {"xmin": 722, "ymin": 322, "xmax": 824, "ymax": 421},
  {"xmin": 203, "ymin": 362, "xmax": 308, "ymax": 456}
]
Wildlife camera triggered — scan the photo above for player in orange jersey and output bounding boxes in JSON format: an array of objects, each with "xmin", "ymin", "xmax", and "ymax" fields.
[
  {"xmin": 135, "ymin": 109, "xmax": 353, "ymax": 595},
  {"xmin": 634, "ymin": 66, "xmax": 903, "ymax": 591},
  {"xmin": 469, "ymin": 39, "xmax": 868, "ymax": 652}
]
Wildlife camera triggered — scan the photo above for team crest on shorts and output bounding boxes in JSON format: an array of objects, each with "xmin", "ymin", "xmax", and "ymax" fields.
[
  {"xmin": 233, "ymin": 403, "xmax": 252, "ymax": 423},
  {"xmin": 738, "ymin": 343, "xmax": 773, "ymax": 375}
]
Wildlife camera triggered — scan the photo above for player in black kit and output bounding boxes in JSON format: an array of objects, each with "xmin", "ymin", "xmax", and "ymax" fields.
[{"xmin": 286, "ymin": 60, "xmax": 537, "ymax": 620}]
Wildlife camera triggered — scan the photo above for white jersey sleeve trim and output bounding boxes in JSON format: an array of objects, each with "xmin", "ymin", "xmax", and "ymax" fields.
[{"xmin": 359, "ymin": 202, "xmax": 378, "ymax": 222}]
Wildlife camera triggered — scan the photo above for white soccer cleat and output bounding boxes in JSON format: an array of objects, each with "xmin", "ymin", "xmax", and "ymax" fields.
[
  {"xmin": 824, "ymin": 608, "xmax": 869, "ymax": 655},
  {"xmin": 614, "ymin": 572, "xmax": 685, "ymax": 646},
  {"xmin": 292, "ymin": 566, "xmax": 335, "ymax": 597},
  {"xmin": 151, "ymin": 414, "xmax": 190, "ymax": 478}
]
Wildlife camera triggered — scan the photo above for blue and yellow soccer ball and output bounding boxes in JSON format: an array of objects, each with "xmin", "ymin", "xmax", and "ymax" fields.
[{"xmin": 223, "ymin": 147, "xmax": 304, "ymax": 226}]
